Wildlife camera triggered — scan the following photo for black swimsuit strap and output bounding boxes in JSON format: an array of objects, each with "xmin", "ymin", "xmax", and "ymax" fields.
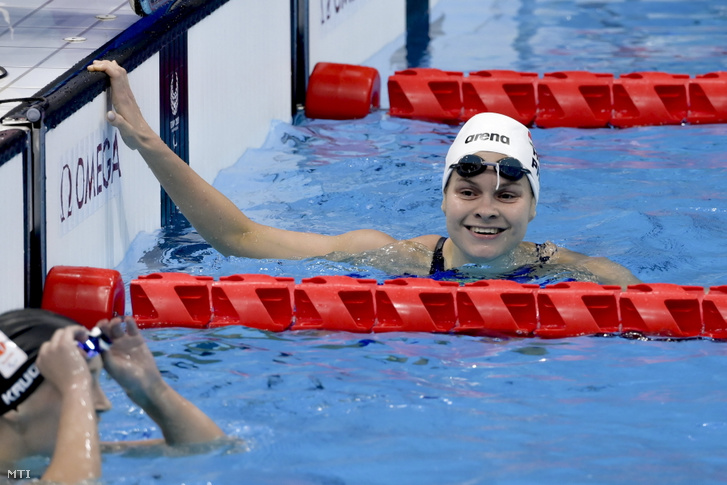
[
  {"xmin": 429, "ymin": 236, "xmax": 448, "ymax": 275},
  {"xmin": 430, "ymin": 239, "xmax": 550, "ymax": 275}
]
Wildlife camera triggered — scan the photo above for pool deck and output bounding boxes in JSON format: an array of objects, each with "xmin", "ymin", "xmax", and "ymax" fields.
[{"xmin": 0, "ymin": 0, "xmax": 141, "ymax": 120}]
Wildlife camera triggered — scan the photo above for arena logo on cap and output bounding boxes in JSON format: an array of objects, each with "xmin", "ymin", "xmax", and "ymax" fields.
[{"xmin": 464, "ymin": 132, "xmax": 510, "ymax": 145}]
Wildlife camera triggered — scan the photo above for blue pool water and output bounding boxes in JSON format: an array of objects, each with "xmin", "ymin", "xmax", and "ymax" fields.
[{"xmin": 105, "ymin": 1, "xmax": 727, "ymax": 483}]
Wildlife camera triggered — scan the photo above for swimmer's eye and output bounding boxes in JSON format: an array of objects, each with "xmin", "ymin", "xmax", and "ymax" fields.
[
  {"xmin": 497, "ymin": 191, "xmax": 520, "ymax": 201},
  {"xmin": 455, "ymin": 188, "xmax": 479, "ymax": 199}
]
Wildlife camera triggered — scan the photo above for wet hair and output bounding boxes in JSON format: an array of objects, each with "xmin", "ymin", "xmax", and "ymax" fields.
[{"xmin": 0, "ymin": 309, "xmax": 78, "ymax": 415}]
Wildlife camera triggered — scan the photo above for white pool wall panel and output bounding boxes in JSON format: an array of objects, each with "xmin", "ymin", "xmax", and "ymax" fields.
[
  {"xmin": 0, "ymin": 151, "xmax": 26, "ymax": 313},
  {"xmin": 309, "ymin": 0, "xmax": 406, "ymax": 70},
  {"xmin": 187, "ymin": 0, "xmax": 292, "ymax": 184},
  {"xmin": 44, "ymin": 59, "xmax": 162, "ymax": 271}
]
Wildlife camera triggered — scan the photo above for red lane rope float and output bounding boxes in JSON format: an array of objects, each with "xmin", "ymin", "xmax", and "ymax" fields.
[
  {"xmin": 386, "ymin": 68, "xmax": 727, "ymax": 126},
  {"xmin": 301, "ymin": 62, "xmax": 727, "ymax": 125},
  {"xmin": 130, "ymin": 273, "xmax": 214, "ymax": 328},
  {"xmin": 304, "ymin": 62, "xmax": 381, "ymax": 120},
  {"xmin": 41, "ymin": 266, "xmax": 125, "ymax": 329},
  {"xmin": 38, "ymin": 266, "xmax": 727, "ymax": 339},
  {"xmin": 461, "ymin": 70, "xmax": 539, "ymax": 125},
  {"xmin": 210, "ymin": 274, "xmax": 295, "ymax": 332},
  {"xmin": 387, "ymin": 68, "xmax": 464, "ymax": 122},
  {"xmin": 536, "ymin": 71, "xmax": 614, "ymax": 128}
]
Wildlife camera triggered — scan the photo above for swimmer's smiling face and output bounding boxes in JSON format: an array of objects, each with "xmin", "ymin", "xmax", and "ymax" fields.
[{"xmin": 441, "ymin": 151, "xmax": 536, "ymax": 267}]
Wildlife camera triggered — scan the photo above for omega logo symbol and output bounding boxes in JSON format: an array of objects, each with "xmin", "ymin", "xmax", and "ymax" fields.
[{"xmin": 170, "ymin": 72, "xmax": 179, "ymax": 116}]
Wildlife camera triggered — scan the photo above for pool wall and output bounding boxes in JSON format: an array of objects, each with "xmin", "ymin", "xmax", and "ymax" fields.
[
  {"xmin": 0, "ymin": 129, "xmax": 29, "ymax": 312},
  {"xmin": 0, "ymin": 0, "xmax": 418, "ymax": 312}
]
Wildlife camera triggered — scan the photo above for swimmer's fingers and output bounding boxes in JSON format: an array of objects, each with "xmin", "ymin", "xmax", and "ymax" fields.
[
  {"xmin": 86, "ymin": 59, "xmax": 125, "ymax": 77},
  {"xmin": 87, "ymin": 59, "xmax": 148, "ymax": 146},
  {"xmin": 123, "ymin": 316, "xmax": 141, "ymax": 337},
  {"xmin": 105, "ymin": 109, "xmax": 121, "ymax": 126},
  {"xmin": 87, "ymin": 59, "xmax": 114, "ymax": 72},
  {"xmin": 61, "ymin": 324, "xmax": 91, "ymax": 344},
  {"xmin": 106, "ymin": 110, "xmax": 147, "ymax": 151},
  {"xmin": 37, "ymin": 327, "xmax": 92, "ymax": 393},
  {"xmin": 98, "ymin": 316, "xmax": 147, "ymax": 361},
  {"xmin": 41, "ymin": 325, "xmax": 89, "ymax": 353},
  {"xmin": 96, "ymin": 316, "xmax": 135, "ymax": 341},
  {"xmin": 99, "ymin": 318, "xmax": 161, "ymax": 396}
]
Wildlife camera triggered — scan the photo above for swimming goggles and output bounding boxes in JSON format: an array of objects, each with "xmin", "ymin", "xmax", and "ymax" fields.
[
  {"xmin": 78, "ymin": 327, "xmax": 111, "ymax": 359},
  {"xmin": 449, "ymin": 155, "xmax": 531, "ymax": 181}
]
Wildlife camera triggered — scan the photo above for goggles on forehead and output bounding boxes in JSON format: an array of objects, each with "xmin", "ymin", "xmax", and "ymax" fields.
[{"xmin": 449, "ymin": 154, "xmax": 531, "ymax": 181}]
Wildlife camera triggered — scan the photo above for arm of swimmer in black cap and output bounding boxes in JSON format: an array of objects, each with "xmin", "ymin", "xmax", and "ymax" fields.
[
  {"xmin": 35, "ymin": 326, "xmax": 102, "ymax": 483},
  {"xmin": 87, "ymin": 60, "xmax": 404, "ymax": 261},
  {"xmin": 0, "ymin": 309, "xmax": 228, "ymax": 484},
  {"xmin": 95, "ymin": 317, "xmax": 226, "ymax": 447}
]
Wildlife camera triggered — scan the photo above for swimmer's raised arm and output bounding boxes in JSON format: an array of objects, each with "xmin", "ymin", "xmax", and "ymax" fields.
[
  {"xmin": 36, "ymin": 326, "xmax": 101, "ymax": 484},
  {"xmin": 87, "ymin": 60, "xmax": 397, "ymax": 258},
  {"xmin": 97, "ymin": 317, "xmax": 225, "ymax": 446}
]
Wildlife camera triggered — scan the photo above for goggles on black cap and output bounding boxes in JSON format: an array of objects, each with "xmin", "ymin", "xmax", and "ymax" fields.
[{"xmin": 78, "ymin": 327, "xmax": 111, "ymax": 359}]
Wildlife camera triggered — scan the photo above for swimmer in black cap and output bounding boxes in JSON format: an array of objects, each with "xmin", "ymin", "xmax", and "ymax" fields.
[
  {"xmin": 88, "ymin": 60, "xmax": 641, "ymax": 287},
  {"xmin": 0, "ymin": 309, "xmax": 226, "ymax": 484}
]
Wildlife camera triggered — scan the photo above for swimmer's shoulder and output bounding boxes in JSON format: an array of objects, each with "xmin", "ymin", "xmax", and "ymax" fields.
[
  {"xmin": 534, "ymin": 242, "xmax": 611, "ymax": 267},
  {"xmin": 323, "ymin": 236, "xmax": 437, "ymax": 276},
  {"xmin": 540, "ymin": 244, "xmax": 642, "ymax": 287},
  {"xmin": 406, "ymin": 234, "xmax": 444, "ymax": 251},
  {"xmin": 544, "ymin": 244, "xmax": 607, "ymax": 265},
  {"xmin": 517, "ymin": 241, "xmax": 595, "ymax": 265}
]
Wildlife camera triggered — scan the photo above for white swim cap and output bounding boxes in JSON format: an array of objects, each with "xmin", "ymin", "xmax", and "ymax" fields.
[{"xmin": 443, "ymin": 112, "xmax": 540, "ymax": 204}]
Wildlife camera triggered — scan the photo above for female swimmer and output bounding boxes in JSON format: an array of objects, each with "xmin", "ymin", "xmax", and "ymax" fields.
[{"xmin": 87, "ymin": 60, "xmax": 641, "ymax": 287}]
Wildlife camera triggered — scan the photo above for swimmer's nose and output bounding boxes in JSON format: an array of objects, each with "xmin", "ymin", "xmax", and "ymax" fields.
[{"xmin": 474, "ymin": 194, "xmax": 499, "ymax": 219}]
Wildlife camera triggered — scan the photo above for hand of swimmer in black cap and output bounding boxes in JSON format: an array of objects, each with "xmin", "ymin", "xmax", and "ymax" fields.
[
  {"xmin": 95, "ymin": 316, "xmax": 226, "ymax": 446},
  {"xmin": 94, "ymin": 317, "xmax": 164, "ymax": 401},
  {"xmin": 36, "ymin": 326, "xmax": 95, "ymax": 397}
]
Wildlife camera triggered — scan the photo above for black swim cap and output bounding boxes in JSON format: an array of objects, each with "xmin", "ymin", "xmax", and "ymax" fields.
[{"xmin": 0, "ymin": 309, "xmax": 78, "ymax": 415}]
